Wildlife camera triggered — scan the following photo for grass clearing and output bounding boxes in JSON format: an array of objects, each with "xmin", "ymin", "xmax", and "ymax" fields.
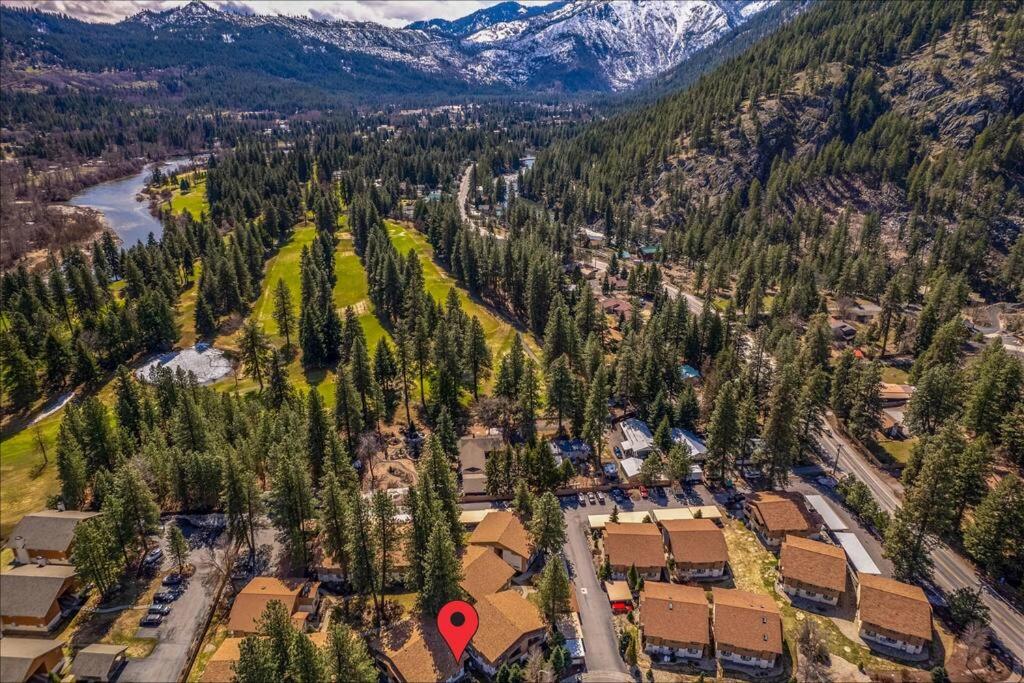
[
  {"xmin": 0, "ymin": 413, "xmax": 61, "ymax": 538},
  {"xmin": 164, "ymin": 178, "xmax": 209, "ymax": 220},
  {"xmin": 879, "ymin": 437, "xmax": 916, "ymax": 465},
  {"xmin": 880, "ymin": 366, "xmax": 910, "ymax": 384}
]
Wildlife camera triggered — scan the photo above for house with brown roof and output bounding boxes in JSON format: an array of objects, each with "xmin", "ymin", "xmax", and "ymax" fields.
[
  {"xmin": 712, "ymin": 588, "xmax": 784, "ymax": 671},
  {"xmin": 227, "ymin": 577, "xmax": 321, "ymax": 634},
  {"xmin": 779, "ymin": 536, "xmax": 847, "ymax": 606},
  {"xmin": 745, "ymin": 492, "xmax": 819, "ymax": 548},
  {"xmin": 4, "ymin": 509, "xmax": 101, "ymax": 565},
  {"xmin": 0, "ymin": 563, "xmax": 81, "ymax": 633},
  {"xmin": 857, "ymin": 574, "xmax": 932, "ymax": 656},
  {"xmin": 603, "ymin": 523, "xmax": 666, "ymax": 581},
  {"xmin": 471, "ymin": 591, "xmax": 547, "ymax": 675},
  {"xmin": 660, "ymin": 518, "xmax": 728, "ymax": 581},
  {"xmin": 461, "ymin": 545, "xmax": 515, "ymax": 601},
  {"xmin": 70, "ymin": 643, "xmax": 127, "ymax": 682},
  {"xmin": 640, "ymin": 583, "xmax": 710, "ymax": 661},
  {"xmin": 467, "ymin": 511, "xmax": 534, "ymax": 573},
  {"xmin": 0, "ymin": 637, "xmax": 66, "ymax": 683},
  {"xmin": 377, "ymin": 619, "xmax": 465, "ymax": 683},
  {"xmin": 458, "ymin": 435, "xmax": 504, "ymax": 496},
  {"xmin": 879, "ymin": 383, "xmax": 915, "ymax": 407}
]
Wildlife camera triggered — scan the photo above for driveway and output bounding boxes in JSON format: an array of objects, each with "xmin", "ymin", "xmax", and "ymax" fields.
[{"xmin": 120, "ymin": 517, "xmax": 229, "ymax": 683}]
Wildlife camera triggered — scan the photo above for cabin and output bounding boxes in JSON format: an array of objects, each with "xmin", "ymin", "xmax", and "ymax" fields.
[
  {"xmin": 467, "ymin": 511, "xmax": 533, "ymax": 573},
  {"xmin": 745, "ymin": 492, "xmax": 819, "ymax": 548},
  {"xmin": 70, "ymin": 644, "xmax": 128, "ymax": 682},
  {"xmin": 618, "ymin": 418, "xmax": 654, "ymax": 457},
  {"xmin": 0, "ymin": 638, "xmax": 66, "ymax": 683},
  {"xmin": 4, "ymin": 509, "xmax": 101, "ymax": 565},
  {"xmin": 227, "ymin": 577, "xmax": 320, "ymax": 635},
  {"xmin": 640, "ymin": 583, "xmax": 710, "ymax": 661},
  {"xmin": 779, "ymin": 536, "xmax": 847, "ymax": 606},
  {"xmin": 377, "ymin": 620, "xmax": 464, "ymax": 683},
  {"xmin": 660, "ymin": 519, "xmax": 728, "ymax": 581},
  {"xmin": 470, "ymin": 591, "xmax": 547, "ymax": 675},
  {"xmin": 603, "ymin": 523, "xmax": 666, "ymax": 581},
  {"xmin": 0, "ymin": 563, "xmax": 81, "ymax": 633},
  {"xmin": 460, "ymin": 545, "xmax": 515, "ymax": 601},
  {"xmin": 458, "ymin": 435, "xmax": 504, "ymax": 496},
  {"xmin": 857, "ymin": 574, "xmax": 932, "ymax": 656}
]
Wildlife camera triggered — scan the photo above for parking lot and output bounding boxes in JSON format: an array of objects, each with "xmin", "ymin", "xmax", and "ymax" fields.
[{"xmin": 120, "ymin": 516, "xmax": 230, "ymax": 683}]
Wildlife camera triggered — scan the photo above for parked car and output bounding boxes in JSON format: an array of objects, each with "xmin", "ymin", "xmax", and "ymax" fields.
[
  {"xmin": 639, "ymin": 486, "xmax": 649, "ymax": 499},
  {"xmin": 577, "ymin": 492, "xmax": 586, "ymax": 506},
  {"xmin": 613, "ymin": 446, "xmax": 623, "ymax": 459},
  {"xmin": 654, "ymin": 486, "xmax": 666, "ymax": 499},
  {"xmin": 610, "ymin": 488, "xmax": 623, "ymax": 500},
  {"xmin": 587, "ymin": 491, "xmax": 597, "ymax": 504},
  {"xmin": 148, "ymin": 604, "xmax": 170, "ymax": 616},
  {"xmin": 162, "ymin": 574, "xmax": 183, "ymax": 587},
  {"xmin": 143, "ymin": 548, "xmax": 163, "ymax": 565},
  {"xmin": 596, "ymin": 491, "xmax": 606, "ymax": 504},
  {"xmin": 153, "ymin": 589, "xmax": 181, "ymax": 603},
  {"xmin": 139, "ymin": 614, "xmax": 163, "ymax": 627}
]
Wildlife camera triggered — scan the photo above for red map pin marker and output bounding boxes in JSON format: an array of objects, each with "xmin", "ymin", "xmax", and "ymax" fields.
[{"xmin": 437, "ymin": 600, "xmax": 478, "ymax": 662}]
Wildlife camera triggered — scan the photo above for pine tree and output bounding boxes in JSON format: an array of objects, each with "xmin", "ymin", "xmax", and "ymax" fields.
[
  {"xmin": 465, "ymin": 316, "xmax": 492, "ymax": 400},
  {"xmin": 4, "ymin": 343, "xmax": 39, "ymax": 410},
  {"xmin": 666, "ymin": 442, "xmax": 693, "ymax": 483},
  {"xmin": 114, "ymin": 365, "xmax": 145, "ymax": 441},
  {"xmin": 583, "ymin": 365, "xmax": 609, "ymax": 457},
  {"xmin": 288, "ymin": 632, "xmax": 325, "ymax": 683},
  {"xmin": 167, "ymin": 523, "xmax": 189, "ymax": 573},
  {"xmin": 830, "ymin": 350, "xmax": 857, "ymax": 420},
  {"xmin": 305, "ymin": 389, "xmax": 330, "ymax": 485},
  {"xmin": 372, "ymin": 490, "xmax": 400, "ymax": 597},
  {"xmin": 705, "ymin": 380, "xmax": 740, "ymax": 483},
  {"xmin": 757, "ymin": 363, "xmax": 800, "ymax": 487},
  {"xmin": 537, "ymin": 558, "xmax": 572, "ymax": 624},
  {"xmin": 963, "ymin": 340, "xmax": 1023, "ymax": 440},
  {"xmin": 529, "ymin": 492, "xmax": 566, "ymax": 557},
  {"xmin": 496, "ymin": 334, "xmax": 526, "ymax": 399},
  {"xmin": 517, "ymin": 360, "xmax": 540, "ymax": 440},
  {"xmin": 257, "ymin": 600, "xmax": 296, "ymax": 675},
  {"xmin": 222, "ymin": 453, "xmax": 262, "ymax": 560},
  {"xmin": 272, "ymin": 279, "xmax": 297, "ymax": 350},
  {"xmin": 268, "ymin": 445, "xmax": 314, "ymax": 572},
  {"xmin": 109, "ymin": 462, "xmax": 161, "ymax": 557},
  {"xmin": 543, "ymin": 357, "xmax": 571, "ymax": 433},
  {"xmin": 963, "ymin": 474, "xmax": 1024, "ymax": 578},
  {"xmin": 333, "ymin": 364, "xmax": 364, "ymax": 454},
  {"xmin": 234, "ymin": 637, "xmax": 277, "ymax": 683},
  {"xmin": 848, "ymin": 361, "xmax": 883, "ymax": 442},
  {"xmin": 71, "ymin": 518, "xmax": 124, "ymax": 595},
  {"xmin": 238, "ymin": 320, "xmax": 271, "ymax": 391},
  {"xmin": 373, "ymin": 338, "xmax": 400, "ymax": 421},
  {"xmin": 513, "ymin": 480, "xmax": 534, "ymax": 520},
  {"xmin": 324, "ymin": 623, "xmax": 378, "ymax": 683},
  {"xmin": 905, "ymin": 364, "xmax": 961, "ymax": 436},
  {"xmin": 346, "ymin": 489, "xmax": 381, "ymax": 621},
  {"xmin": 55, "ymin": 423, "xmax": 88, "ymax": 508},
  {"xmin": 418, "ymin": 521, "xmax": 462, "ymax": 614},
  {"xmin": 264, "ymin": 349, "xmax": 293, "ymax": 408},
  {"xmin": 349, "ymin": 335, "xmax": 378, "ymax": 426}
]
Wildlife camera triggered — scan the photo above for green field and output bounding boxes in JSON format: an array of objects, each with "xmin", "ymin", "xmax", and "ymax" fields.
[
  {"xmin": 164, "ymin": 177, "xmax": 209, "ymax": 220},
  {"xmin": 0, "ymin": 413, "xmax": 61, "ymax": 538}
]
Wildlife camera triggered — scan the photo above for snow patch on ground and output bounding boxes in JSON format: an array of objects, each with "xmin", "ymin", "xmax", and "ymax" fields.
[
  {"xmin": 135, "ymin": 344, "xmax": 233, "ymax": 385},
  {"xmin": 32, "ymin": 390, "xmax": 76, "ymax": 424}
]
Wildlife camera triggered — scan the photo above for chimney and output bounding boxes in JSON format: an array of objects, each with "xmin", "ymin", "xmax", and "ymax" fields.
[
  {"xmin": 12, "ymin": 536, "xmax": 29, "ymax": 565},
  {"xmin": 57, "ymin": 501, "xmax": 66, "ymax": 511},
  {"xmin": 35, "ymin": 555, "xmax": 47, "ymax": 567}
]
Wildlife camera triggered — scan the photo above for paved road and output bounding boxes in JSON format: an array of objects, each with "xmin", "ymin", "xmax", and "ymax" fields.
[
  {"xmin": 817, "ymin": 419, "xmax": 1024, "ymax": 668},
  {"xmin": 457, "ymin": 163, "xmax": 506, "ymax": 240},
  {"xmin": 121, "ymin": 518, "xmax": 230, "ymax": 683}
]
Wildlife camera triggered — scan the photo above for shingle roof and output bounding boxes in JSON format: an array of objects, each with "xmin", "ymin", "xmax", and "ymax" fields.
[
  {"xmin": 712, "ymin": 588, "xmax": 783, "ymax": 655},
  {"xmin": 70, "ymin": 644, "xmax": 127, "ymax": 680},
  {"xmin": 747, "ymin": 492, "xmax": 816, "ymax": 534},
  {"xmin": 780, "ymin": 536, "xmax": 847, "ymax": 593},
  {"xmin": 378, "ymin": 618, "xmax": 463, "ymax": 683},
  {"xmin": 857, "ymin": 574, "xmax": 932, "ymax": 642},
  {"xmin": 200, "ymin": 638, "xmax": 243, "ymax": 683},
  {"xmin": 640, "ymin": 583, "xmax": 710, "ymax": 647},
  {"xmin": 661, "ymin": 519, "xmax": 728, "ymax": 565},
  {"xmin": 4, "ymin": 510, "xmax": 100, "ymax": 554},
  {"xmin": 461, "ymin": 545, "xmax": 515, "ymax": 601},
  {"xmin": 468, "ymin": 511, "xmax": 532, "ymax": 560},
  {"xmin": 473, "ymin": 591, "xmax": 546, "ymax": 665},
  {"xmin": 226, "ymin": 577, "xmax": 305, "ymax": 633},
  {"xmin": 604, "ymin": 523, "xmax": 666, "ymax": 568},
  {"xmin": 0, "ymin": 563, "xmax": 77, "ymax": 619},
  {"xmin": 0, "ymin": 637, "xmax": 64, "ymax": 683}
]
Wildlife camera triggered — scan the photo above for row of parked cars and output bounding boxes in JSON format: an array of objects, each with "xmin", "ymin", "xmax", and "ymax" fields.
[{"xmin": 140, "ymin": 547, "xmax": 186, "ymax": 628}]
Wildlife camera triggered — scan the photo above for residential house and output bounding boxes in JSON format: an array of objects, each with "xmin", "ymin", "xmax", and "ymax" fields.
[
  {"xmin": 548, "ymin": 438, "xmax": 591, "ymax": 463},
  {"xmin": 581, "ymin": 227, "xmax": 606, "ymax": 247},
  {"xmin": 457, "ymin": 435, "xmax": 504, "ymax": 496},
  {"xmin": 227, "ymin": 577, "xmax": 320, "ymax": 634},
  {"xmin": 0, "ymin": 638, "xmax": 66, "ymax": 683},
  {"xmin": 712, "ymin": 588, "xmax": 784, "ymax": 670},
  {"xmin": 857, "ymin": 574, "xmax": 932, "ymax": 655},
  {"xmin": 619, "ymin": 456, "xmax": 644, "ymax": 481},
  {"xmin": 600, "ymin": 297, "xmax": 633, "ymax": 318},
  {"xmin": 0, "ymin": 563, "xmax": 80, "ymax": 633},
  {"xmin": 70, "ymin": 644, "xmax": 128, "ymax": 682},
  {"xmin": 471, "ymin": 591, "xmax": 547, "ymax": 675},
  {"xmin": 603, "ymin": 523, "xmax": 666, "ymax": 581},
  {"xmin": 200, "ymin": 638, "xmax": 244, "ymax": 683},
  {"xmin": 639, "ymin": 245, "xmax": 660, "ymax": 261},
  {"xmin": 4, "ymin": 509, "xmax": 101, "ymax": 565},
  {"xmin": 378, "ymin": 620, "xmax": 464, "ymax": 683},
  {"xmin": 660, "ymin": 519, "xmax": 728, "ymax": 581},
  {"xmin": 669, "ymin": 428, "xmax": 707, "ymax": 462},
  {"xmin": 640, "ymin": 583, "xmax": 710, "ymax": 661},
  {"xmin": 745, "ymin": 492, "xmax": 820, "ymax": 547},
  {"xmin": 829, "ymin": 317, "xmax": 856, "ymax": 342},
  {"xmin": 460, "ymin": 545, "xmax": 515, "ymax": 601},
  {"xmin": 881, "ymin": 406, "xmax": 909, "ymax": 439},
  {"xmin": 779, "ymin": 536, "xmax": 847, "ymax": 606},
  {"xmin": 619, "ymin": 418, "xmax": 654, "ymax": 457},
  {"xmin": 879, "ymin": 383, "xmax": 915, "ymax": 407},
  {"xmin": 847, "ymin": 301, "xmax": 882, "ymax": 324},
  {"xmin": 467, "ymin": 510, "xmax": 533, "ymax": 573}
]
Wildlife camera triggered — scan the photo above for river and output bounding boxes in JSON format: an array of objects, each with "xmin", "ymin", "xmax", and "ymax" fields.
[{"xmin": 67, "ymin": 156, "xmax": 195, "ymax": 246}]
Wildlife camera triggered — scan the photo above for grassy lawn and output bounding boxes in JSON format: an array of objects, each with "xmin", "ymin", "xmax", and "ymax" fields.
[
  {"xmin": 879, "ymin": 437, "xmax": 916, "ymax": 465},
  {"xmin": 880, "ymin": 366, "xmax": 910, "ymax": 384},
  {"xmin": 164, "ymin": 178, "xmax": 209, "ymax": 220},
  {"xmin": 385, "ymin": 221, "xmax": 537, "ymax": 366},
  {"xmin": 0, "ymin": 413, "xmax": 61, "ymax": 538},
  {"xmin": 722, "ymin": 519, "xmax": 900, "ymax": 673},
  {"xmin": 176, "ymin": 263, "xmax": 202, "ymax": 348}
]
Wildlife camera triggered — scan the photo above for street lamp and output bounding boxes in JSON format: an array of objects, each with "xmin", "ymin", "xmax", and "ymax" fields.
[{"xmin": 832, "ymin": 443, "xmax": 843, "ymax": 477}]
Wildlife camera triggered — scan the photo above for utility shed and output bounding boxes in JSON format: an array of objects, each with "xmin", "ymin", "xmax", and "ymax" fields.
[{"xmin": 71, "ymin": 643, "xmax": 128, "ymax": 682}]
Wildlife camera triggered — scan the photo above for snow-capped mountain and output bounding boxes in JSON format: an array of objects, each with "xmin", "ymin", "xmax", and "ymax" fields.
[{"xmin": 3, "ymin": 0, "xmax": 787, "ymax": 94}]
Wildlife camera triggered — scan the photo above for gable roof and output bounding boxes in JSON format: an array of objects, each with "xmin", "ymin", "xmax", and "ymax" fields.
[
  {"xmin": 227, "ymin": 577, "xmax": 305, "ymax": 633},
  {"xmin": 461, "ymin": 545, "xmax": 515, "ymax": 601},
  {"xmin": 747, "ymin": 492, "xmax": 816, "ymax": 534},
  {"xmin": 0, "ymin": 564, "xmax": 77, "ymax": 619},
  {"xmin": 458, "ymin": 435, "xmax": 504, "ymax": 472},
  {"xmin": 200, "ymin": 638, "xmax": 243, "ymax": 683},
  {"xmin": 640, "ymin": 583, "xmax": 710, "ymax": 647},
  {"xmin": 780, "ymin": 536, "xmax": 847, "ymax": 593},
  {"xmin": 661, "ymin": 519, "xmax": 728, "ymax": 565},
  {"xmin": 473, "ymin": 591, "xmax": 546, "ymax": 665},
  {"xmin": 468, "ymin": 511, "xmax": 531, "ymax": 560},
  {"xmin": 604, "ymin": 523, "xmax": 666, "ymax": 568},
  {"xmin": 5, "ymin": 510, "xmax": 100, "ymax": 554},
  {"xmin": 857, "ymin": 574, "xmax": 932, "ymax": 642},
  {"xmin": 71, "ymin": 643, "xmax": 127, "ymax": 680},
  {"xmin": 712, "ymin": 588, "xmax": 783, "ymax": 655},
  {"xmin": 0, "ymin": 637, "xmax": 65, "ymax": 683},
  {"xmin": 379, "ymin": 618, "xmax": 462, "ymax": 683}
]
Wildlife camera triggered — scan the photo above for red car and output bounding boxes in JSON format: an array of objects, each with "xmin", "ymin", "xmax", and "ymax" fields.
[
  {"xmin": 611, "ymin": 601, "xmax": 634, "ymax": 614},
  {"xmin": 639, "ymin": 485, "xmax": 649, "ymax": 499}
]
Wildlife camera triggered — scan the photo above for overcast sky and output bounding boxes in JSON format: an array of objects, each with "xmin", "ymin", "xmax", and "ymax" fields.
[{"xmin": 1, "ymin": 1, "xmax": 552, "ymax": 27}]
